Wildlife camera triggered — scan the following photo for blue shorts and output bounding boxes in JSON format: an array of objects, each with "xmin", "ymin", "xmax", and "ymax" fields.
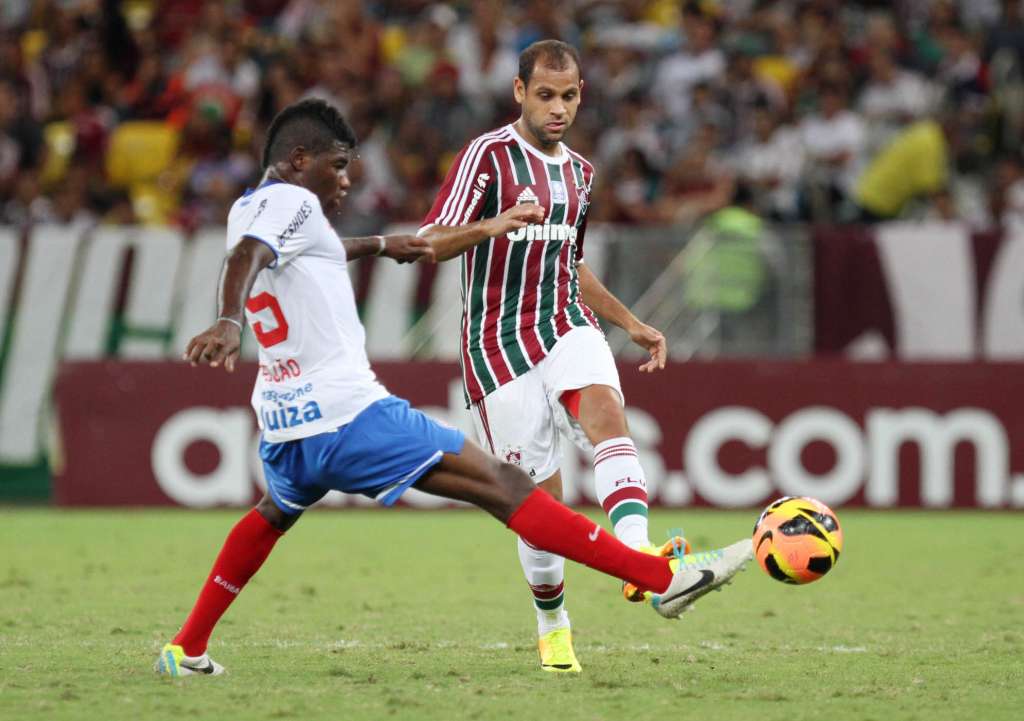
[{"xmin": 259, "ymin": 396, "xmax": 465, "ymax": 513}]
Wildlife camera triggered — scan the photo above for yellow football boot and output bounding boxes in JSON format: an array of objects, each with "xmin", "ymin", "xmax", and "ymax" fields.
[{"xmin": 538, "ymin": 627, "xmax": 582, "ymax": 673}]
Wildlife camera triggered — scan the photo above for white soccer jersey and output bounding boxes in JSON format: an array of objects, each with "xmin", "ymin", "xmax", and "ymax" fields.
[{"xmin": 226, "ymin": 179, "xmax": 388, "ymax": 442}]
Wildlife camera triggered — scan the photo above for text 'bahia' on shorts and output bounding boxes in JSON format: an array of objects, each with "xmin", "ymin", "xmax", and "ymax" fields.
[{"xmin": 259, "ymin": 396, "xmax": 465, "ymax": 513}]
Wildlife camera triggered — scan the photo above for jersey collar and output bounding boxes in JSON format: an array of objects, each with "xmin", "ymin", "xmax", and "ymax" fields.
[
  {"xmin": 242, "ymin": 177, "xmax": 287, "ymax": 197},
  {"xmin": 507, "ymin": 123, "xmax": 568, "ymax": 165}
]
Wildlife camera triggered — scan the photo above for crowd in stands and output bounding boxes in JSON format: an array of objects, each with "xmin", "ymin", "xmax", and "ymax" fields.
[{"xmin": 4, "ymin": 0, "xmax": 1024, "ymax": 235}]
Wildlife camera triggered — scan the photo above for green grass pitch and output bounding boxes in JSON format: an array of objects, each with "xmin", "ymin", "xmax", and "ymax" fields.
[{"xmin": 1, "ymin": 508, "xmax": 1022, "ymax": 721}]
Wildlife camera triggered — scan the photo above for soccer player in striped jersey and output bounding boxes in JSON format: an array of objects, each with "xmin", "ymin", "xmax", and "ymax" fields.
[{"xmin": 419, "ymin": 40, "xmax": 745, "ymax": 673}]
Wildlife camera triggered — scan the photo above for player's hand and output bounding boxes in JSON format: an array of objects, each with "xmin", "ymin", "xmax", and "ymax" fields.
[
  {"xmin": 183, "ymin": 319, "xmax": 242, "ymax": 372},
  {"xmin": 483, "ymin": 203, "xmax": 545, "ymax": 237},
  {"xmin": 628, "ymin": 321, "xmax": 667, "ymax": 373},
  {"xmin": 384, "ymin": 234, "xmax": 436, "ymax": 264}
]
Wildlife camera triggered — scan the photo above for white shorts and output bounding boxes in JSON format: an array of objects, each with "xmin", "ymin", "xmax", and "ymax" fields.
[{"xmin": 469, "ymin": 326, "xmax": 623, "ymax": 482}]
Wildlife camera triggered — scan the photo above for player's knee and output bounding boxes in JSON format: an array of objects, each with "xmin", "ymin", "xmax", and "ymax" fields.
[
  {"xmin": 538, "ymin": 476, "xmax": 562, "ymax": 502},
  {"xmin": 581, "ymin": 390, "xmax": 628, "ymax": 442},
  {"xmin": 256, "ymin": 494, "xmax": 299, "ymax": 532},
  {"xmin": 493, "ymin": 461, "xmax": 534, "ymax": 513}
]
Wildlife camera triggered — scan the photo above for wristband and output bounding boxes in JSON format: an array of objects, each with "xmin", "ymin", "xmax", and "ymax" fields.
[
  {"xmin": 375, "ymin": 235, "xmax": 386, "ymax": 255},
  {"xmin": 217, "ymin": 316, "xmax": 244, "ymax": 331}
]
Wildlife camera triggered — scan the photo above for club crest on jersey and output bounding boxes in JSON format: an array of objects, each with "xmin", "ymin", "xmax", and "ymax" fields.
[
  {"xmin": 577, "ymin": 184, "xmax": 590, "ymax": 209},
  {"xmin": 551, "ymin": 180, "xmax": 568, "ymax": 204},
  {"xmin": 502, "ymin": 445, "xmax": 523, "ymax": 466},
  {"xmin": 516, "ymin": 187, "xmax": 539, "ymax": 206}
]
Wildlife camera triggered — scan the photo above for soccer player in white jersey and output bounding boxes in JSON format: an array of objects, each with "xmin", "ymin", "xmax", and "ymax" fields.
[
  {"xmin": 419, "ymin": 41, "xmax": 747, "ymax": 672},
  {"xmin": 153, "ymin": 98, "xmax": 752, "ymax": 677}
]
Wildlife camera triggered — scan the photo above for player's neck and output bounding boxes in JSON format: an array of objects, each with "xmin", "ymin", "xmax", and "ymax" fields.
[
  {"xmin": 264, "ymin": 168, "xmax": 293, "ymax": 185},
  {"xmin": 512, "ymin": 119, "xmax": 561, "ymax": 157}
]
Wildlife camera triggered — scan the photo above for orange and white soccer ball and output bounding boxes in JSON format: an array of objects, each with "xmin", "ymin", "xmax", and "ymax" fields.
[{"xmin": 752, "ymin": 496, "xmax": 843, "ymax": 584}]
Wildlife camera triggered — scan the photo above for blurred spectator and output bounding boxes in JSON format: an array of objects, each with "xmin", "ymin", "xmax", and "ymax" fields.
[
  {"xmin": 654, "ymin": 123, "xmax": 734, "ymax": 225},
  {"xmin": 596, "ymin": 91, "xmax": 663, "ymax": 171},
  {"xmin": 937, "ymin": 22, "xmax": 988, "ymax": 106},
  {"xmin": 859, "ymin": 50, "xmax": 936, "ymax": 145},
  {"xmin": 593, "ymin": 147, "xmax": 660, "ymax": 224},
  {"xmin": 2, "ymin": 170, "xmax": 48, "ymax": 226},
  {"xmin": 393, "ymin": 5, "xmax": 456, "ymax": 88},
  {"xmin": 990, "ymin": 153, "xmax": 1024, "ymax": 229},
  {"xmin": 409, "ymin": 62, "xmax": 480, "ymax": 151},
  {"xmin": 722, "ymin": 49, "xmax": 785, "ymax": 140},
  {"xmin": 800, "ymin": 83, "xmax": 867, "ymax": 220},
  {"xmin": 653, "ymin": 5, "xmax": 725, "ymax": 128},
  {"xmin": 729, "ymin": 105, "xmax": 804, "ymax": 221},
  {"xmin": 986, "ymin": 0, "xmax": 1024, "ymax": 70},
  {"xmin": 448, "ymin": 0, "xmax": 519, "ymax": 114},
  {"xmin": 854, "ymin": 119, "xmax": 950, "ymax": 221},
  {"xmin": 0, "ymin": 76, "xmax": 44, "ymax": 196}
]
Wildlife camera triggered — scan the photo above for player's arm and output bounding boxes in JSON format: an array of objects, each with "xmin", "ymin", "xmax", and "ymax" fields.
[
  {"xmin": 417, "ymin": 138, "xmax": 545, "ymax": 262},
  {"xmin": 183, "ymin": 236, "xmax": 276, "ymax": 373},
  {"xmin": 342, "ymin": 234, "xmax": 435, "ymax": 263},
  {"xmin": 418, "ymin": 204, "xmax": 545, "ymax": 262},
  {"xmin": 577, "ymin": 262, "xmax": 667, "ymax": 373}
]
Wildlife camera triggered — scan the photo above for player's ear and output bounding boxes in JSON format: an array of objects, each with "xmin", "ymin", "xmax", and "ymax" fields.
[
  {"xmin": 289, "ymin": 146, "xmax": 308, "ymax": 171},
  {"xmin": 513, "ymin": 76, "xmax": 526, "ymax": 104}
]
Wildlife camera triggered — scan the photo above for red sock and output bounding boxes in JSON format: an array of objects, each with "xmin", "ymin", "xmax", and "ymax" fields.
[
  {"xmin": 507, "ymin": 489, "xmax": 673, "ymax": 594},
  {"xmin": 173, "ymin": 508, "xmax": 283, "ymax": 656}
]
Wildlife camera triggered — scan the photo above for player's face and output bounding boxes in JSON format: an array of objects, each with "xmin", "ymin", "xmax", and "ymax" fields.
[
  {"xmin": 305, "ymin": 142, "xmax": 354, "ymax": 215},
  {"xmin": 514, "ymin": 64, "xmax": 582, "ymax": 148}
]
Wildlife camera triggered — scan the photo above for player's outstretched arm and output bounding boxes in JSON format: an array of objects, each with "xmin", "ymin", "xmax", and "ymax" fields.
[
  {"xmin": 183, "ymin": 237, "xmax": 276, "ymax": 373},
  {"xmin": 577, "ymin": 263, "xmax": 666, "ymax": 373},
  {"xmin": 342, "ymin": 234, "xmax": 436, "ymax": 263},
  {"xmin": 419, "ymin": 204, "xmax": 546, "ymax": 262}
]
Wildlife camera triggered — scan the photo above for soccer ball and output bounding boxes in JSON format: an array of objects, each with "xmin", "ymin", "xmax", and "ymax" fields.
[{"xmin": 752, "ymin": 496, "xmax": 843, "ymax": 585}]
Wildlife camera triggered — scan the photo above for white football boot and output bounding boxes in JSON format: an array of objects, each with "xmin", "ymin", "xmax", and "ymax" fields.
[{"xmin": 650, "ymin": 538, "xmax": 754, "ymax": 619}]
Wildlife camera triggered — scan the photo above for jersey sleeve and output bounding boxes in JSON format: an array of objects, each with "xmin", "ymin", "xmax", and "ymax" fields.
[
  {"xmin": 418, "ymin": 141, "xmax": 497, "ymax": 234},
  {"xmin": 574, "ymin": 215, "xmax": 589, "ymax": 266},
  {"xmin": 240, "ymin": 185, "xmax": 322, "ymax": 268}
]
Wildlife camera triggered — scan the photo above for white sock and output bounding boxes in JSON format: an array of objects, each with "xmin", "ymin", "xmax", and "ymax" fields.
[
  {"xmin": 593, "ymin": 436, "xmax": 651, "ymax": 548},
  {"xmin": 517, "ymin": 536, "xmax": 569, "ymax": 636}
]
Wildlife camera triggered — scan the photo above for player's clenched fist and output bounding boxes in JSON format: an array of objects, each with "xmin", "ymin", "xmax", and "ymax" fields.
[
  {"xmin": 482, "ymin": 203, "xmax": 545, "ymax": 238},
  {"xmin": 183, "ymin": 319, "xmax": 242, "ymax": 372}
]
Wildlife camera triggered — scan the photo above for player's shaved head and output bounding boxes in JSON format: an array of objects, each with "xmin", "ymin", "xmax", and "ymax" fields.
[
  {"xmin": 261, "ymin": 98, "xmax": 357, "ymax": 169},
  {"xmin": 518, "ymin": 39, "xmax": 581, "ymax": 87}
]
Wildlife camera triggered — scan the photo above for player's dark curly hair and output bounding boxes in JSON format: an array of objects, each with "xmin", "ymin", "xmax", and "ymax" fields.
[
  {"xmin": 261, "ymin": 98, "xmax": 357, "ymax": 169},
  {"xmin": 518, "ymin": 39, "xmax": 581, "ymax": 87}
]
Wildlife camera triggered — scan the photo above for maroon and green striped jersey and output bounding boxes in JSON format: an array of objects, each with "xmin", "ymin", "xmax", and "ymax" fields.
[{"xmin": 420, "ymin": 124, "xmax": 600, "ymax": 405}]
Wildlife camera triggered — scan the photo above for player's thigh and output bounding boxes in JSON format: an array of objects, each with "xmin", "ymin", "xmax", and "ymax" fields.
[
  {"xmin": 537, "ymin": 326, "xmax": 625, "ymax": 449},
  {"xmin": 415, "ymin": 441, "xmax": 534, "ymax": 521},
  {"xmin": 470, "ymin": 369, "xmax": 561, "ymax": 483},
  {"xmin": 539, "ymin": 326, "xmax": 624, "ymax": 404},
  {"xmin": 317, "ymin": 396, "xmax": 465, "ymax": 507}
]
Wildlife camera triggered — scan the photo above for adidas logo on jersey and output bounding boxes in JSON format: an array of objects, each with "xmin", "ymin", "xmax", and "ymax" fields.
[
  {"xmin": 516, "ymin": 187, "xmax": 539, "ymax": 205},
  {"xmin": 507, "ymin": 223, "xmax": 579, "ymax": 243}
]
